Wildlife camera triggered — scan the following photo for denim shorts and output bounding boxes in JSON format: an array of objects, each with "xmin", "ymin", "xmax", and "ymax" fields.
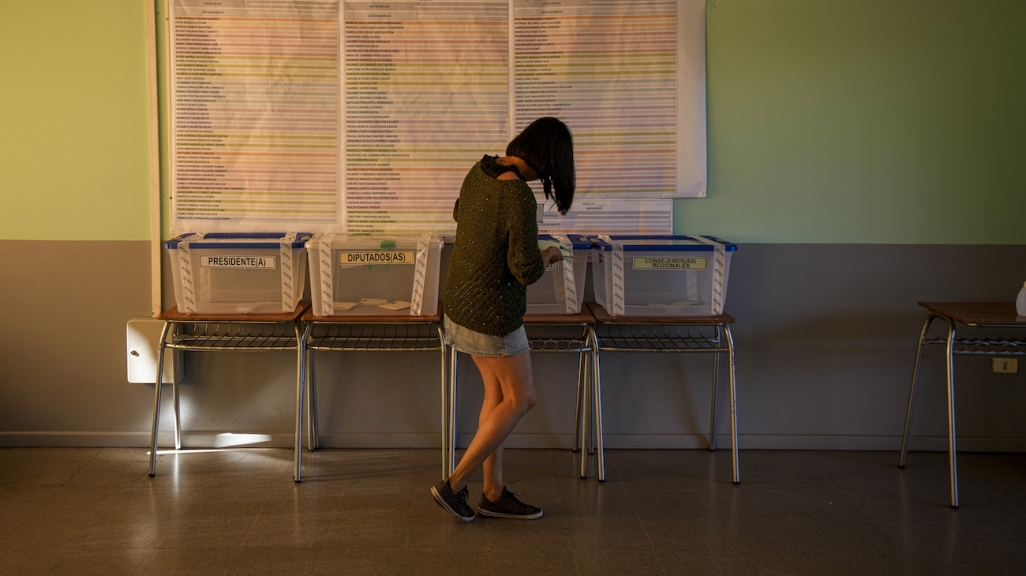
[{"xmin": 443, "ymin": 315, "xmax": 530, "ymax": 358}]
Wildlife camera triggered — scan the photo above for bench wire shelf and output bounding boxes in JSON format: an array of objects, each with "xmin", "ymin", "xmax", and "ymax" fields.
[
  {"xmin": 170, "ymin": 322, "xmax": 300, "ymax": 351},
  {"xmin": 921, "ymin": 337, "xmax": 1026, "ymax": 356}
]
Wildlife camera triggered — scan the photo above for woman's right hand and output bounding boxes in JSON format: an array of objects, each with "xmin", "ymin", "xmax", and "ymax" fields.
[{"xmin": 541, "ymin": 246, "xmax": 565, "ymax": 266}]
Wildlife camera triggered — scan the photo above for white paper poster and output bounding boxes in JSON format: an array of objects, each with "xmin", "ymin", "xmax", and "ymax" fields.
[
  {"xmin": 514, "ymin": 0, "xmax": 682, "ymax": 198},
  {"xmin": 170, "ymin": 0, "xmax": 341, "ymax": 233},
  {"xmin": 168, "ymin": 0, "xmax": 707, "ymax": 235},
  {"xmin": 343, "ymin": 0, "xmax": 510, "ymax": 235}
]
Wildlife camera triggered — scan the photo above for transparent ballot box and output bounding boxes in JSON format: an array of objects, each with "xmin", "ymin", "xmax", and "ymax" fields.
[
  {"xmin": 592, "ymin": 235, "xmax": 737, "ymax": 317},
  {"xmin": 165, "ymin": 232, "xmax": 311, "ymax": 314},
  {"xmin": 526, "ymin": 234, "xmax": 592, "ymax": 314},
  {"xmin": 308, "ymin": 234, "xmax": 443, "ymax": 316}
]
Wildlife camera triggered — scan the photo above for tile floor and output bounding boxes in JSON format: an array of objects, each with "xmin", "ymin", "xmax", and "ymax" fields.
[{"xmin": 1, "ymin": 447, "xmax": 1024, "ymax": 575}]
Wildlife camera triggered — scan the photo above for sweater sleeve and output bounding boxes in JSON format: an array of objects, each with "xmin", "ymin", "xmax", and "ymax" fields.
[
  {"xmin": 452, "ymin": 198, "xmax": 459, "ymax": 223},
  {"xmin": 505, "ymin": 186, "xmax": 545, "ymax": 286}
]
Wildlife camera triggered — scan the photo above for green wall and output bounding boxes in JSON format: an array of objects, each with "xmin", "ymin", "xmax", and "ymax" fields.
[
  {"xmin": 0, "ymin": 0, "xmax": 152, "ymax": 241},
  {"xmin": 681, "ymin": 0, "xmax": 1026, "ymax": 243},
  {"xmin": 2, "ymin": 1, "xmax": 1023, "ymax": 243}
]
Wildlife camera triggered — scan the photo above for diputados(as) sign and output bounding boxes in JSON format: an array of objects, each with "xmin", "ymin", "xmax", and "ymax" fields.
[
  {"xmin": 200, "ymin": 255, "xmax": 276, "ymax": 269},
  {"xmin": 633, "ymin": 257, "xmax": 707, "ymax": 270},
  {"xmin": 341, "ymin": 251, "xmax": 415, "ymax": 264}
]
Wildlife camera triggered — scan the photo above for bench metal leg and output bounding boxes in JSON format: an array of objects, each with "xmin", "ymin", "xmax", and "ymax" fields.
[
  {"xmin": 725, "ymin": 324, "xmax": 740, "ymax": 484},
  {"xmin": 572, "ymin": 351, "xmax": 585, "ymax": 453},
  {"xmin": 943, "ymin": 319, "xmax": 959, "ymax": 508},
  {"xmin": 587, "ymin": 364, "xmax": 596, "ymax": 457},
  {"xmin": 149, "ymin": 321, "xmax": 171, "ymax": 476},
  {"xmin": 438, "ymin": 324, "xmax": 448, "ymax": 480},
  {"xmin": 172, "ymin": 339, "xmax": 182, "ymax": 451},
  {"xmin": 306, "ymin": 351, "xmax": 316, "ymax": 451},
  {"xmin": 582, "ymin": 324, "xmax": 603, "ymax": 480},
  {"xmin": 582, "ymin": 345, "xmax": 591, "ymax": 457},
  {"xmin": 593, "ymin": 348, "xmax": 606, "ymax": 482},
  {"xmin": 580, "ymin": 337, "xmax": 591, "ymax": 479},
  {"xmin": 448, "ymin": 345, "xmax": 458, "ymax": 476},
  {"xmin": 899, "ymin": 314, "xmax": 938, "ymax": 467},
  {"xmin": 293, "ymin": 323, "xmax": 306, "ymax": 483},
  {"xmin": 307, "ymin": 330, "xmax": 319, "ymax": 452},
  {"xmin": 709, "ymin": 326, "xmax": 720, "ymax": 451}
]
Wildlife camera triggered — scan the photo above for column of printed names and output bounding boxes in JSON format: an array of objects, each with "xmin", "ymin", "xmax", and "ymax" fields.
[
  {"xmin": 171, "ymin": 0, "xmax": 340, "ymax": 230},
  {"xmin": 514, "ymin": 0, "xmax": 677, "ymax": 198},
  {"xmin": 345, "ymin": 1, "xmax": 510, "ymax": 234}
]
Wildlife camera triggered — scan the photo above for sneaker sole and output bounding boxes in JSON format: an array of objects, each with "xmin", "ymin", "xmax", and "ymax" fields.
[
  {"xmin": 477, "ymin": 508, "xmax": 544, "ymax": 520},
  {"xmin": 430, "ymin": 486, "xmax": 476, "ymax": 522}
]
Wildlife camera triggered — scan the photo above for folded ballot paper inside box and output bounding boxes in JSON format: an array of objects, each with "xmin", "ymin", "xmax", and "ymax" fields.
[
  {"xmin": 526, "ymin": 234, "xmax": 591, "ymax": 315},
  {"xmin": 165, "ymin": 233, "xmax": 311, "ymax": 314},
  {"xmin": 592, "ymin": 235, "xmax": 737, "ymax": 317},
  {"xmin": 308, "ymin": 234, "xmax": 443, "ymax": 316}
]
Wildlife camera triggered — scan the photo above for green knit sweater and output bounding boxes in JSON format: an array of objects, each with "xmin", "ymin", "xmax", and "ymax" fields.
[{"xmin": 443, "ymin": 158, "xmax": 544, "ymax": 336}]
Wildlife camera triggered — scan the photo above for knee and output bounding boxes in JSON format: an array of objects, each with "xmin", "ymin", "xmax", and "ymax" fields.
[
  {"xmin": 507, "ymin": 391, "xmax": 536, "ymax": 416},
  {"xmin": 519, "ymin": 391, "xmax": 537, "ymax": 414},
  {"xmin": 524, "ymin": 391, "xmax": 537, "ymax": 412}
]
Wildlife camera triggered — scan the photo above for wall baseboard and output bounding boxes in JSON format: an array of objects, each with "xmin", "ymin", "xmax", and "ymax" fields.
[
  {"xmin": 2, "ymin": 431, "xmax": 1025, "ymax": 452},
  {"xmin": 0, "ymin": 432, "xmax": 156, "ymax": 448}
]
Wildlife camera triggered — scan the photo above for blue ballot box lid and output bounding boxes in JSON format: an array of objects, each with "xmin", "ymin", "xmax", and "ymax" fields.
[
  {"xmin": 539, "ymin": 233, "xmax": 592, "ymax": 250},
  {"xmin": 165, "ymin": 232, "xmax": 313, "ymax": 250},
  {"xmin": 592, "ymin": 235, "xmax": 737, "ymax": 253}
]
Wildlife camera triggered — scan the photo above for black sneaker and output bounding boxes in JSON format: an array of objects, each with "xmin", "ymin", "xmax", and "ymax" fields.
[
  {"xmin": 477, "ymin": 487, "xmax": 543, "ymax": 520},
  {"xmin": 431, "ymin": 479, "xmax": 476, "ymax": 522}
]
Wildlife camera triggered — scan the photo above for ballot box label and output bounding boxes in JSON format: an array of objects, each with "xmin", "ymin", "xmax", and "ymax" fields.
[
  {"xmin": 200, "ymin": 255, "xmax": 276, "ymax": 269},
  {"xmin": 341, "ymin": 251, "xmax": 415, "ymax": 265},
  {"xmin": 633, "ymin": 257, "xmax": 707, "ymax": 270}
]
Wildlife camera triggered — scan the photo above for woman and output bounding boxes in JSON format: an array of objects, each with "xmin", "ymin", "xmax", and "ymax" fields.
[{"xmin": 431, "ymin": 117, "xmax": 575, "ymax": 521}]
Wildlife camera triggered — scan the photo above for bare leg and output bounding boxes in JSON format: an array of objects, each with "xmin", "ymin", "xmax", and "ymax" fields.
[
  {"xmin": 447, "ymin": 352, "xmax": 535, "ymax": 496},
  {"xmin": 477, "ymin": 359, "xmax": 505, "ymax": 501}
]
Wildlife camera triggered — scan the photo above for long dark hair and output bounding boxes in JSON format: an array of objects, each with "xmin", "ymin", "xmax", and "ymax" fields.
[{"xmin": 506, "ymin": 117, "xmax": 576, "ymax": 215}]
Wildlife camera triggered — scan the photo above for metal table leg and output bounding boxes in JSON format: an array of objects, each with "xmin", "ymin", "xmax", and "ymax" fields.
[
  {"xmin": 306, "ymin": 324, "xmax": 319, "ymax": 451},
  {"xmin": 899, "ymin": 314, "xmax": 938, "ymax": 467},
  {"xmin": 581, "ymin": 341, "xmax": 591, "ymax": 460},
  {"xmin": 579, "ymin": 331, "xmax": 591, "ymax": 479},
  {"xmin": 307, "ymin": 343, "xmax": 319, "ymax": 451},
  {"xmin": 585, "ymin": 319, "xmax": 740, "ymax": 485},
  {"xmin": 579, "ymin": 328, "xmax": 596, "ymax": 479},
  {"xmin": 438, "ymin": 324, "xmax": 448, "ymax": 480},
  {"xmin": 448, "ymin": 345, "xmax": 458, "ymax": 476},
  {"xmin": 171, "ymin": 326, "xmax": 182, "ymax": 451},
  {"xmin": 587, "ymin": 340, "xmax": 596, "ymax": 454},
  {"xmin": 146, "ymin": 313, "xmax": 304, "ymax": 480},
  {"xmin": 298, "ymin": 319, "xmax": 446, "ymax": 482},
  {"xmin": 897, "ymin": 313, "xmax": 958, "ymax": 507},
  {"xmin": 149, "ymin": 321, "xmax": 171, "ymax": 477},
  {"xmin": 709, "ymin": 326, "xmax": 720, "ymax": 452},
  {"xmin": 293, "ymin": 323, "xmax": 306, "ymax": 483},
  {"xmin": 725, "ymin": 324, "xmax": 740, "ymax": 484},
  {"xmin": 572, "ymin": 351, "xmax": 585, "ymax": 453},
  {"xmin": 943, "ymin": 318, "xmax": 959, "ymax": 508},
  {"xmin": 589, "ymin": 326, "xmax": 605, "ymax": 482}
]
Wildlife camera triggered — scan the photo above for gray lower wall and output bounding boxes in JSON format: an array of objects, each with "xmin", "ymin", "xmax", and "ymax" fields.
[{"xmin": 1, "ymin": 240, "xmax": 1025, "ymax": 451}]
